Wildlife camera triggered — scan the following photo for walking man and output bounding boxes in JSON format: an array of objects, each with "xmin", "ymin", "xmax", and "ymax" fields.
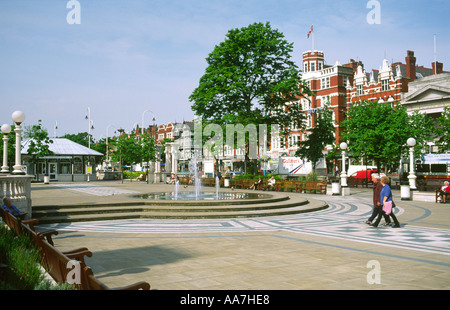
[{"xmin": 366, "ymin": 174, "xmax": 390, "ymax": 226}]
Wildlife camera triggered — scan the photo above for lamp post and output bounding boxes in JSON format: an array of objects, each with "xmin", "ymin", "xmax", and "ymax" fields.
[
  {"xmin": 142, "ymin": 110, "xmax": 156, "ymax": 135},
  {"xmin": 85, "ymin": 107, "xmax": 94, "ymax": 149},
  {"xmin": 1, "ymin": 124, "xmax": 11, "ymax": 173},
  {"xmin": 12, "ymin": 111, "xmax": 25, "ymax": 175},
  {"xmin": 340, "ymin": 142, "xmax": 350, "ymax": 196},
  {"xmin": 407, "ymin": 137, "xmax": 417, "ymax": 190}
]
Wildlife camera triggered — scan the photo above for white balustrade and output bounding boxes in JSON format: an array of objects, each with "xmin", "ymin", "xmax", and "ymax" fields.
[{"xmin": 0, "ymin": 175, "xmax": 33, "ymax": 216}]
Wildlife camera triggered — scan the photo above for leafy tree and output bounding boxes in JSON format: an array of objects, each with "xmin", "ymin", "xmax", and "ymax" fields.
[
  {"xmin": 25, "ymin": 120, "xmax": 54, "ymax": 159},
  {"xmin": 189, "ymin": 21, "xmax": 311, "ymax": 142},
  {"xmin": 140, "ymin": 132, "xmax": 157, "ymax": 171},
  {"xmin": 341, "ymin": 100, "xmax": 434, "ymax": 172},
  {"xmin": 110, "ymin": 133, "xmax": 142, "ymax": 167},
  {"xmin": 435, "ymin": 106, "xmax": 450, "ymax": 151},
  {"xmin": 60, "ymin": 132, "xmax": 92, "ymax": 148},
  {"xmin": 295, "ymin": 105, "xmax": 335, "ymax": 170},
  {"xmin": 25, "ymin": 120, "xmax": 54, "ymax": 177}
]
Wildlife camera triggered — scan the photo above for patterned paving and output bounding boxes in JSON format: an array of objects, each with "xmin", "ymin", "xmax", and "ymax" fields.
[
  {"xmin": 51, "ymin": 183, "xmax": 138, "ymax": 196},
  {"xmin": 42, "ymin": 194, "xmax": 450, "ymax": 256}
]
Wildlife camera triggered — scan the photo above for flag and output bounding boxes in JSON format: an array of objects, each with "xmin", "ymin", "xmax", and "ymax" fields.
[{"xmin": 307, "ymin": 25, "xmax": 313, "ymax": 38}]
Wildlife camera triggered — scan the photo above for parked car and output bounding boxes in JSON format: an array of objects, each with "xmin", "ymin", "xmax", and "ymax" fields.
[{"xmin": 347, "ymin": 169, "xmax": 384, "ymax": 184}]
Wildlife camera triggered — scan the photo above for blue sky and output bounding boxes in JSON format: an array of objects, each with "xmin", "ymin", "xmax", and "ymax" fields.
[{"xmin": 1, "ymin": 0, "xmax": 448, "ymax": 140}]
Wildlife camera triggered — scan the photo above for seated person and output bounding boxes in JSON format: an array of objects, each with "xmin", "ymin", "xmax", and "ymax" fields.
[
  {"xmin": 136, "ymin": 173, "xmax": 146, "ymax": 181},
  {"xmin": 250, "ymin": 178, "xmax": 262, "ymax": 190},
  {"xmin": 168, "ymin": 174, "xmax": 178, "ymax": 184},
  {"xmin": 263, "ymin": 176, "xmax": 276, "ymax": 191},
  {"xmin": 2, "ymin": 198, "xmax": 29, "ymax": 220},
  {"xmin": 439, "ymin": 181, "xmax": 450, "ymax": 203}
]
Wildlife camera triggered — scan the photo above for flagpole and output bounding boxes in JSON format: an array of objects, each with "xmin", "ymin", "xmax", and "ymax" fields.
[
  {"xmin": 312, "ymin": 25, "xmax": 314, "ymax": 51},
  {"xmin": 434, "ymin": 33, "xmax": 437, "ymax": 74}
]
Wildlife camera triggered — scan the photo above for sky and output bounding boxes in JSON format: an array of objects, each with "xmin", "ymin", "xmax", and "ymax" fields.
[{"xmin": 1, "ymin": 0, "xmax": 449, "ymax": 140}]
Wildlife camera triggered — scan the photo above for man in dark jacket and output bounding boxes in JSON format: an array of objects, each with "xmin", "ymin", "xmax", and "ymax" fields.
[{"xmin": 365, "ymin": 174, "xmax": 391, "ymax": 225}]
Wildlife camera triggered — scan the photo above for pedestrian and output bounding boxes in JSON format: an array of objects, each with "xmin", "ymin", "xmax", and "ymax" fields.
[
  {"xmin": 366, "ymin": 174, "xmax": 390, "ymax": 226},
  {"xmin": 370, "ymin": 176, "xmax": 400, "ymax": 228}
]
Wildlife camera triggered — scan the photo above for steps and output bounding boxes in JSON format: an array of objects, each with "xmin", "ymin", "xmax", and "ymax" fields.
[{"xmin": 32, "ymin": 193, "xmax": 328, "ymax": 224}]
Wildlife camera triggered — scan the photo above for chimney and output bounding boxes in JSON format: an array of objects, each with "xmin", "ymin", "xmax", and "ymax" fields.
[
  {"xmin": 432, "ymin": 61, "xmax": 443, "ymax": 75},
  {"xmin": 405, "ymin": 50, "xmax": 416, "ymax": 81}
]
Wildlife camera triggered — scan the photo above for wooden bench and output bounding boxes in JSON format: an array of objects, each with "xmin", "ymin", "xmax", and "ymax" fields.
[
  {"xmin": 303, "ymin": 181, "xmax": 327, "ymax": 194},
  {"xmin": 436, "ymin": 189, "xmax": 450, "ymax": 203},
  {"xmin": 35, "ymin": 235, "xmax": 151, "ymax": 290},
  {"xmin": 2, "ymin": 209, "xmax": 151, "ymax": 290},
  {"xmin": 2, "ymin": 209, "xmax": 58, "ymax": 246}
]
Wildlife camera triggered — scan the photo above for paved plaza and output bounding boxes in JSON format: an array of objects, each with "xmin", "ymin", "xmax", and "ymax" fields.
[{"xmin": 31, "ymin": 181, "xmax": 450, "ymax": 290}]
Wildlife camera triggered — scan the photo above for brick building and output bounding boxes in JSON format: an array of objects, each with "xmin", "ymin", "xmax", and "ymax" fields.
[{"xmin": 346, "ymin": 50, "xmax": 444, "ymax": 107}]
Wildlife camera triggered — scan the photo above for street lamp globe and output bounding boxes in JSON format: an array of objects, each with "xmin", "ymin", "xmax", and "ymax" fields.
[
  {"xmin": 340, "ymin": 142, "xmax": 348, "ymax": 150},
  {"xmin": 1, "ymin": 124, "xmax": 11, "ymax": 134},
  {"xmin": 12, "ymin": 111, "xmax": 25, "ymax": 125},
  {"xmin": 407, "ymin": 138, "xmax": 416, "ymax": 147}
]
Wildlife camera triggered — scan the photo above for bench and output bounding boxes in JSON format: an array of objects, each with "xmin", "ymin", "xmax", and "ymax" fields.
[
  {"xmin": 2, "ymin": 209, "xmax": 151, "ymax": 290},
  {"xmin": 303, "ymin": 181, "xmax": 327, "ymax": 194},
  {"xmin": 2, "ymin": 209, "xmax": 58, "ymax": 246},
  {"xmin": 35, "ymin": 235, "xmax": 151, "ymax": 290},
  {"xmin": 436, "ymin": 189, "xmax": 450, "ymax": 203}
]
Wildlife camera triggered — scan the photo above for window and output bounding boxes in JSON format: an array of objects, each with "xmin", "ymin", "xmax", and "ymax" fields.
[
  {"xmin": 318, "ymin": 62, "xmax": 322, "ymax": 70},
  {"xmin": 321, "ymin": 77, "xmax": 330, "ymax": 89},
  {"xmin": 356, "ymin": 84, "xmax": 363, "ymax": 96},
  {"xmin": 311, "ymin": 62, "xmax": 315, "ymax": 71},
  {"xmin": 304, "ymin": 63, "xmax": 308, "ymax": 72},
  {"xmin": 381, "ymin": 79, "xmax": 389, "ymax": 91}
]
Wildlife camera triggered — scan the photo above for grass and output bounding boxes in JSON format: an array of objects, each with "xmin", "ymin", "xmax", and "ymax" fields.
[{"xmin": 0, "ymin": 220, "xmax": 76, "ymax": 290}]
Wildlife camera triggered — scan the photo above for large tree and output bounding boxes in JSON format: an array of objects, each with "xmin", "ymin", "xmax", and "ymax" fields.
[
  {"xmin": 295, "ymin": 105, "xmax": 335, "ymax": 170},
  {"xmin": 190, "ymin": 21, "xmax": 311, "ymax": 136},
  {"xmin": 435, "ymin": 106, "xmax": 450, "ymax": 151},
  {"xmin": 341, "ymin": 100, "xmax": 434, "ymax": 171}
]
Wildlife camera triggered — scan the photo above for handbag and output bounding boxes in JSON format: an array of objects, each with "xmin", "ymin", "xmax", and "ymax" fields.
[{"xmin": 383, "ymin": 201, "xmax": 393, "ymax": 215}]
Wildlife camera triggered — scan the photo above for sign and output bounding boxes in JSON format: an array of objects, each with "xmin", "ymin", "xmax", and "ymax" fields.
[
  {"xmin": 423, "ymin": 153, "xmax": 450, "ymax": 163},
  {"xmin": 86, "ymin": 166, "xmax": 92, "ymax": 174},
  {"xmin": 278, "ymin": 157, "xmax": 312, "ymax": 175}
]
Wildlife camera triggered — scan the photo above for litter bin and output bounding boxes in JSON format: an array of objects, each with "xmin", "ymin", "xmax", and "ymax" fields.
[
  {"xmin": 401, "ymin": 184, "xmax": 411, "ymax": 200},
  {"xmin": 331, "ymin": 181, "xmax": 341, "ymax": 195},
  {"xmin": 44, "ymin": 175, "xmax": 50, "ymax": 184}
]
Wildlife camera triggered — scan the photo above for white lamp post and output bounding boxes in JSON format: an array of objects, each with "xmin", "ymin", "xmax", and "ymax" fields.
[
  {"xmin": 12, "ymin": 111, "xmax": 25, "ymax": 175},
  {"xmin": 340, "ymin": 142, "xmax": 350, "ymax": 196},
  {"xmin": 340, "ymin": 142, "xmax": 348, "ymax": 186},
  {"xmin": 407, "ymin": 137, "xmax": 417, "ymax": 190},
  {"xmin": 1, "ymin": 124, "xmax": 11, "ymax": 173}
]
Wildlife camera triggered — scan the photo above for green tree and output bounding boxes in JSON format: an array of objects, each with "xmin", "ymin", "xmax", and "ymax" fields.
[
  {"xmin": 25, "ymin": 120, "xmax": 54, "ymax": 158},
  {"xmin": 435, "ymin": 106, "xmax": 450, "ymax": 151},
  {"xmin": 25, "ymin": 120, "xmax": 54, "ymax": 177},
  {"xmin": 111, "ymin": 134, "xmax": 139, "ymax": 167},
  {"xmin": 341, "ymin": 100, "xmax": 434, "ymax": 172},
  {"xmin": 60, "ymin": 132, "xmax": 92, "ymax": 148},
  {"xmin": 189, "ymin": 21, "xmax": 311, "ymax": 137},
  {"xmin": 295, "ymin": 105, "xmax": 335, "ymax": 170}
]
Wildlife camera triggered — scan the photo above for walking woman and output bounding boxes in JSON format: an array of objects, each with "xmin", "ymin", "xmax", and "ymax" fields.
[{"xmin": 371, "ymin": 176, "xmax": 400, "ymax": 228}]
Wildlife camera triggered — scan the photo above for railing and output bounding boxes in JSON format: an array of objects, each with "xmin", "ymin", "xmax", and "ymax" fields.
[{"xmin": 0, "ymin": 174, "xmax": 33, "ymax": 216}]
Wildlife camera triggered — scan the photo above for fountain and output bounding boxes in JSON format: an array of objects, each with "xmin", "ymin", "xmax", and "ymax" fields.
[
  {"xmin": 188, "ymin": 157, "xmax": 201, "ymax": 200},
  {"xmin": 215, "ymin": 175, "xmax": 220, "ymax": 200},
  {"xmin": 174, "ymin": 179, "xmax": 179, "ymax": 200}
]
